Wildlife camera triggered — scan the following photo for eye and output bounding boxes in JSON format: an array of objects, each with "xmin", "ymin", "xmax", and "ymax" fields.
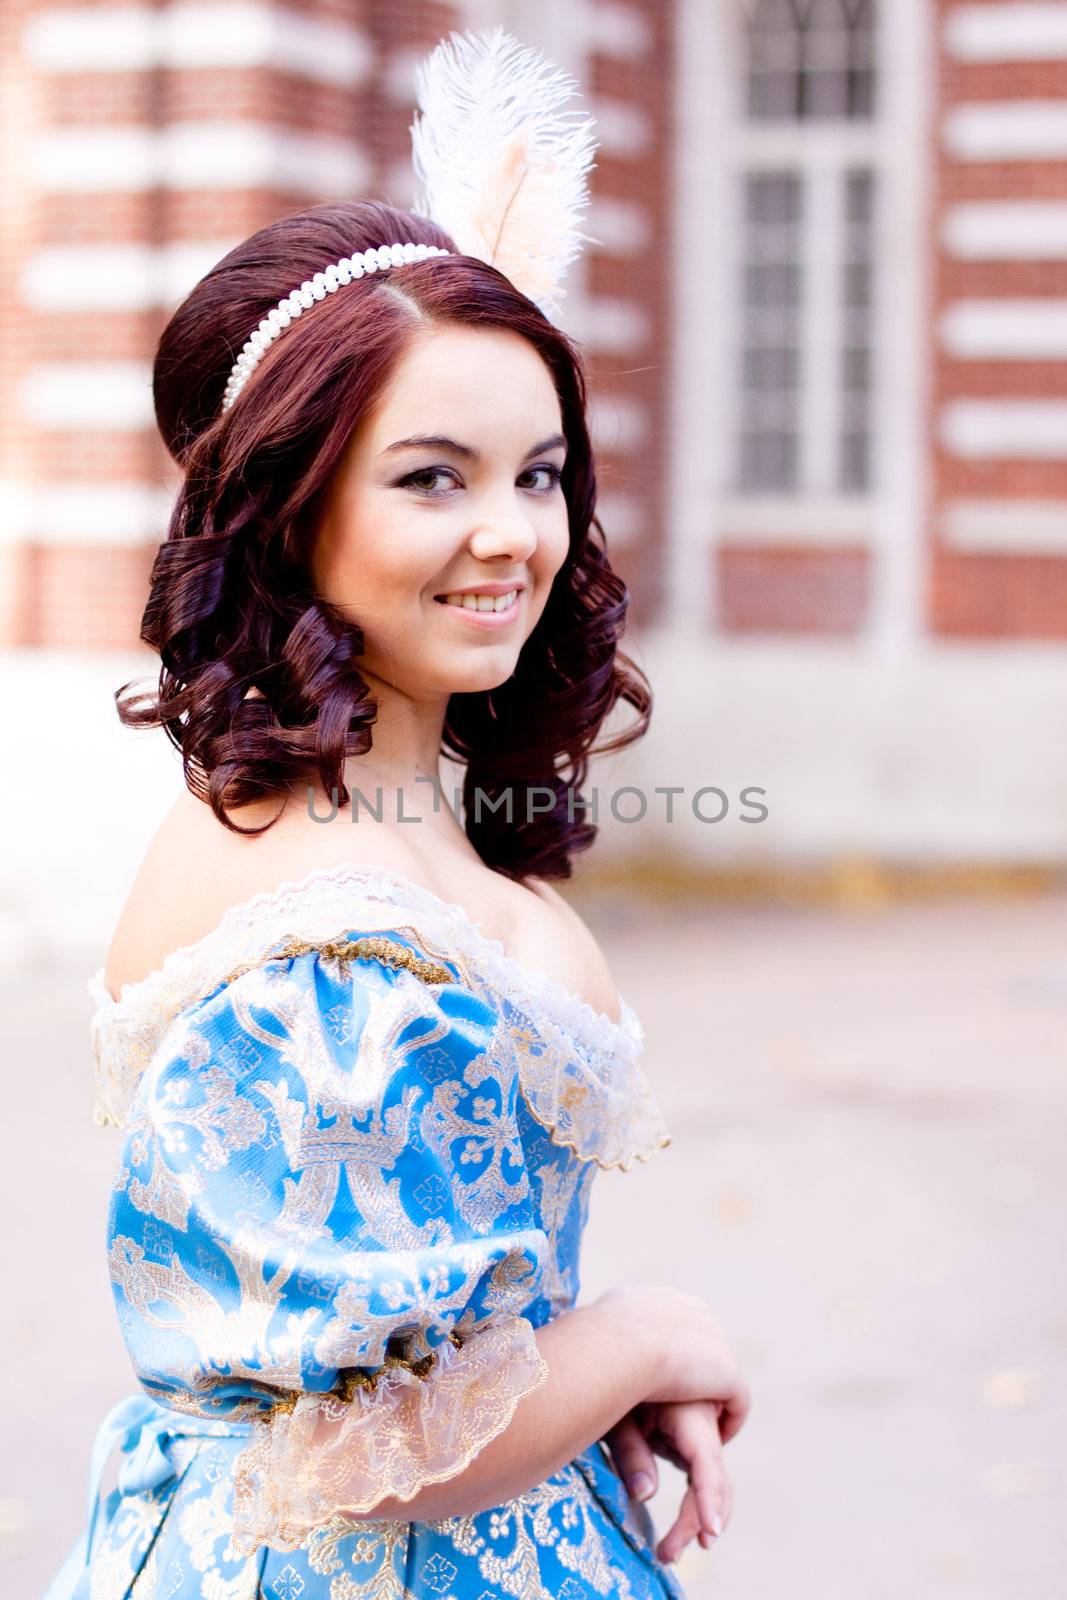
[
  {"xmin": 521, "ymin": 464, "xmax": 564, "ymax": 493},
  {"xmin": 396, "ymin": 462, "xmax": 564, "ymax": 498},
  {"xmin": 399, "ymin": 467, "xmax": 457, "ymax": 496}
]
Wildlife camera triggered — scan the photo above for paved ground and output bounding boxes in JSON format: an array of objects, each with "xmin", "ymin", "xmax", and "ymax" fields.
[{"xmin": 4, "ymin": 892, "xmax": 1065, "ymax": 1599}]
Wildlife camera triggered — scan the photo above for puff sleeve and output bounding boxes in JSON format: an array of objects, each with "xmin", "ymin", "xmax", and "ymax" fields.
[{"xmin": 105, "ymin": 931, "xmax": 550, "ymax": 1554}]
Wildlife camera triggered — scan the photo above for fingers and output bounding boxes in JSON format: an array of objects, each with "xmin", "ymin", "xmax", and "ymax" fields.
[
  {"xmin": 684, "ymin": 1409, "xmax": 726, "ymax": 1545},
  {"xmin": 652, "ymin": 1401, "xmax": 731, "ymax": 1566},
  {"xmin": 716, "ymin": 1376, "xmax": 753, "ymax": 1446},
  {"xmin": 605, "ymin": 1413, "xmax": 659, "ymax": 1503},
  {"xmin": 656, "ymin": 1483, "xmax": 703, "ymax": 1566}
]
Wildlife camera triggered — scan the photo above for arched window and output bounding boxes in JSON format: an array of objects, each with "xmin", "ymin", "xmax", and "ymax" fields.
[{"xmin": 746, "ymin": 0, "xmax": 876, "ymax": 121}]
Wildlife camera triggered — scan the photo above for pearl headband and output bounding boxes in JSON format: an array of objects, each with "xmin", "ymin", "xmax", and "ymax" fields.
[
  {"xmin": 217, "ymin": 25, "xmax": 598, "ymax": 417},
  {"xmin": 221, "ymin": 242, "xmax": 451, "ymax": 413}
]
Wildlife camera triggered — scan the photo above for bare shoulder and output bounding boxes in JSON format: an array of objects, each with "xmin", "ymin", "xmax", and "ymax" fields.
[
  {"xmin": 102, "ymin": 788, "xmax": 419, "ymax": 999},
  {"xmin": 103, "ymin": 791, "xmax": 250, "ymax": 996},
  {"xmin": 524, "ymin": 874, "xmax": 579, "ymax": 921},
  {"xmin": 523, "ymin": 874, "xmax": 621, "ymax": 1021}
]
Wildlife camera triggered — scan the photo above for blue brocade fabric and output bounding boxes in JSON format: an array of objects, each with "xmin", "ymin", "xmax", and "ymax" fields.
[{"xmin": 45, "ymin": 866, "xmax": 682, "ymax": 1600}]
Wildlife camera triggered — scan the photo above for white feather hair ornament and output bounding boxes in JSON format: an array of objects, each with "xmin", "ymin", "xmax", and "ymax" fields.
[{"xmin": 409, "ymin": 25, "xmax": 601, "ymax": 320}]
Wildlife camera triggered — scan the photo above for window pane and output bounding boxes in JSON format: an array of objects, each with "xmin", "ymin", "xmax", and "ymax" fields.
[
  {"xmin": 740, "ymin": 432, "xmax": 799, "ymax": 491},
  {"xmin": 846, "ymin": 0, "xmax": 876, "ymax": 117},
  {"xmin": 745, "ymin": 168, "xmax": 802, "ymax": 224},
  {"xmin": 840, "ymin": 432, "xmax": 869, "ymax": 491},
  {"xmin": 802, "ymin": 0, "xmax": 851, "ymax": 118},
  {"xmin": 737, "ymin": 171, "xmax": 803, "ymax": 492},
  {"xmin": 745, "ymin": 0, "xmax": 877, "ymax": 122},
  {"xmin": 743, "ymin": 346, "xmax": 801, "ymax": 389},
  {"xmin": 745, "ymin": 261, "xmax": 802, "ymax": 306},
  {"xmin": 746, "ymin": 0, "xmax": 803, "ymax": 119},
  {"xmin": 839, "ymin": 167, "xmax": 875, "ymax": 491}
]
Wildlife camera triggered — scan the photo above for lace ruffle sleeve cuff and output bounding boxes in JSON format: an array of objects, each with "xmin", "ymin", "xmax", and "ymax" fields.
[{"xmin": 229, "ymin": 1315, "xmax": 548, "ymax": 1555}]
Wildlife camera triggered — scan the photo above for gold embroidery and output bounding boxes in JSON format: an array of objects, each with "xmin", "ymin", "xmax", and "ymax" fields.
[
  {"xmin": 220, "ymin": 933, "xmax": 455, "ymax": 994},
  {"xmin": 229, "ymin": 1317, "xmax": 549, "ymax": 1556},
  {"xmin": 239, "ymin": 1335, "xmax": 471, "ymax": 1424},
  {"xmin": 89, "ymin": 871, "xmax": 672, "ymax": 1169},
  {"xmin": 332, "ymin": 1331, "xmax": 464, "ymax": 1403}
]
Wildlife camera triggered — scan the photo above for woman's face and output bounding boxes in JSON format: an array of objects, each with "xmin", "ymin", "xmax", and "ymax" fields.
[{"xmin": 311, "ymin": 323, "xmax": 571, "ymax": 702}]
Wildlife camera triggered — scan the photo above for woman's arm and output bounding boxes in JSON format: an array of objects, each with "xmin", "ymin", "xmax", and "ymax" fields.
[{"xmin": 324, "ymin": 1285, "xmax": 748, "ymax": 1523}]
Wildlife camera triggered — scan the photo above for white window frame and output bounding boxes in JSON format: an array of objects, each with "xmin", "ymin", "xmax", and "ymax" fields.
[
  {"xmin": 668, "ymin": 0, "xmax": 931, "ymax": 653},
  {"xmin": 732, "ymin": 3, "xmax": 882, "ymax": 504}
]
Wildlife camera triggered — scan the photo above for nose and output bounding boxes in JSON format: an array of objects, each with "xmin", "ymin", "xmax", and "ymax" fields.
[{"xmin": 464, "ymin": 487, "xmax": 540, "ymax": 564}]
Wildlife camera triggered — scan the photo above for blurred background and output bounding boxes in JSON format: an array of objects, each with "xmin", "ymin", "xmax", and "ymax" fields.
[{"xmin": 2, "ymin": 1, "xmax": 1065, "ymax": 1596}]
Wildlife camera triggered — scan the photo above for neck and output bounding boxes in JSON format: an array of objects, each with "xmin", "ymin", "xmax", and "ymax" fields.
[{"xmin": 317, "ymin": 670, "xmax": 470, "ymax": 845}]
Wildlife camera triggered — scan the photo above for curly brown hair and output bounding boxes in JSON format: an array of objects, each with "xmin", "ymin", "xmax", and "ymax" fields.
[{"xmin": 116, "ymin": 199, "xmax": 651, "ymax": 881}]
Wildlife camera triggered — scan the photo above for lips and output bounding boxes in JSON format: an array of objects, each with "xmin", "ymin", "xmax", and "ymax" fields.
[{"xmin": 436, "ymin": 588, "xmax": 520, "ymax": 613}]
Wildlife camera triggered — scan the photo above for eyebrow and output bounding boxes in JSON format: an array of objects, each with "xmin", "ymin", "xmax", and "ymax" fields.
[{"xmin": 383, "ymin": 432, "xmax": 568, "ymax": 462}]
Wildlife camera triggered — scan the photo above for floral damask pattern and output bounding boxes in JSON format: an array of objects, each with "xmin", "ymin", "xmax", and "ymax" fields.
[{"xmin": 50, "ymin": 871, "xmax": 683, "ymax": 1600}]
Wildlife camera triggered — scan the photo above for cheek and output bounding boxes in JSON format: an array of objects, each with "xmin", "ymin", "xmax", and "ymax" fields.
[
  {"xmin": 540, "ymin": 509, "xmax": 571, "ymax": 577},
  {"xmin": 316, "ymin": 499, "xmax": 426, "ymax": 606}
]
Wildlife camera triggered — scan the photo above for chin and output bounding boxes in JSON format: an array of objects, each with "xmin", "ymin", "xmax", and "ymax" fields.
[{"xmin": 437, "ymin": 654, "xmax": 520, "ymax": 698}]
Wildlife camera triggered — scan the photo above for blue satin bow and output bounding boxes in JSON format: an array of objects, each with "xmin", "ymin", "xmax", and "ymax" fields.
[{"xmin": 43, "ymin": 1392, "xmax": 252, "ymax": 1600}]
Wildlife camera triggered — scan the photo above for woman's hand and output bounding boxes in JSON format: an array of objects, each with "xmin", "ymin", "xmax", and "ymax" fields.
[
  {"xmin": 595, "ymin": 1284, "xmax": 751, "ymax": 1424},
  {"xmin": 606, "ymin": 1398, "xmax": 732, "ymax": 1565}
]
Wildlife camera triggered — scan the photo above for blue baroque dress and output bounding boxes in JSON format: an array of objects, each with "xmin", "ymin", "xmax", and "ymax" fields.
[{"xmin": 46, "ymin": 865, "xmax": 683, "ymax": 1600}]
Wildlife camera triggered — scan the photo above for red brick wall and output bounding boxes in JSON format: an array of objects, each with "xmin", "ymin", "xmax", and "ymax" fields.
[
  {"xmin": 931, "ymin": 0, "xmax": 1067, "ymax": 638},
  {"xmin": 3, "ymin": 0, "xmax": 462, "ymax": 651},
  {"xmin": 586, "ymin": 0, "xmax": 673, "ymax": 630},
  {"xmin": 4, "ymin": 0, "xmax": 672, "ymax": 650},
  {"xmin": 0, "ymin": 0, "xmax": 39, "ymax": 644},
  {"xmin": 719, "ymin": 547, "xmax": 871, "ymax": 635}
]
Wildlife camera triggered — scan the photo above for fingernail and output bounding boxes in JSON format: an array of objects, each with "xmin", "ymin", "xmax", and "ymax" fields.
[
  {"xmin": 710, "ymin": 1513, "xmax": 723, "ymax": 1537},
  {"xmin": 630, "ymin": 1471, "xmax": 654, "ymax": 1501}
]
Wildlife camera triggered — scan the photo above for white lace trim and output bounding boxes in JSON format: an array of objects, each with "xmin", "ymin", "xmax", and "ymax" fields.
[
  {"xmin": 87, "ymin": 863, "xmax": 670, "ymax": 1171},
  {"xmin": 229, "ymin": 1317, "xmax": 549, "ymax": 1555}
]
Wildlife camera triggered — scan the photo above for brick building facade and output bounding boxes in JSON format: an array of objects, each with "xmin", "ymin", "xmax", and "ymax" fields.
[
  {"xmin": 3, "ymin": 0, "xmax": 1067, "ymax": 869},
  {"xmin": 0, "ymin": 0, "xmax": 675, "ymax": 643}
]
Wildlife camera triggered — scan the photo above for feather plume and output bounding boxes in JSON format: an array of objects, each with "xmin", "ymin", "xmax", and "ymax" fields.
[{"xmin": 409, "ymin": 26, "xmax": 600, "ymax": 319}]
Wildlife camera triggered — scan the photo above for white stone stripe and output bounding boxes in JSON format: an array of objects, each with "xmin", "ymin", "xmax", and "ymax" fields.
[
  {"xmin": 583, "ymin": 5, "xmax": 653, "ymax": 58},
  {"xmin": 943, "ymin": 101, "xmax": 1067, "ymax": 160},
  {"xmin": 939, "ymin": 299, "xmax": 1067, "ymax": 356},
  {"xmin": 943, "ymin": 3, "xmax": 1067, "ymax": 61},
  {"xmin": 36, "ymin": 485, "xmax": 173, "ymax": 546},
  {"xmin": 21, "ymin": 241, "xmax": 238, "ymax": 311},
  {"xmin": 942, "ymin": 497, "xmax": 1067, "ymax": 552},
  {"xmin": 22, "ymin": 363, "xmax": 154, "ymax": 431},
  {"xmin": 589, "ymin": 97, "xmax": 652, "ymax": 158},
  {"xmin": 382, "ymin": 47, "xmax": 422, "ymax": 106},
  {"xmin": 585, "ymin": 197, "xmax": 652, "ymax": 254},
  {"xmin": 0, "ymin": 481, "xmax": 174, "ymax": 546},
  {"xmin": 942, "ymin": 201, "xmax": 1067, "ymax": 258},
  {"xmin": 940, "ymin": 399, "xmax": 1067, "ymax": 457},
  {"xmin": 715, "ymin": 497, "xmax": 872, "ymax": 546},
  {"xmin": 572, "ymin": 298, "xmax": 650, "ymax": 354},
  {"xmin": 32, "ymin": 124, "xmax": 370, "ymax": 195},
  {"xmin": 0, "ymin": 481, "xmax": 33, "ymax": 546},
  {"xmin": 23, "ymin": 4, "xmax": 372, "ymax": 87}
]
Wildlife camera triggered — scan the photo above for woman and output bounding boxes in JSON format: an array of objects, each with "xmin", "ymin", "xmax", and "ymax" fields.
[{"xmin": 46, "ymin": 35, "xmax": 751, "ymax": 1600}]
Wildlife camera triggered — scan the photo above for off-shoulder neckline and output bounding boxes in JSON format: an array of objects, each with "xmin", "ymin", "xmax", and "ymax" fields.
[{"xmin": 91, "ymin": 860, "xmax": 640, "ymax": 1053}]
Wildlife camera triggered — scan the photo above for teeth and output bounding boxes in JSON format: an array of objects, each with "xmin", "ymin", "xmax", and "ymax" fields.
[{"xmin": 440, "ymin": 589, "xmax": 518, "ymax": 612}]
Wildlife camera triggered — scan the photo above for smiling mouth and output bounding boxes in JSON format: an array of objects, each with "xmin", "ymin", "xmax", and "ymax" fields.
[{"xmin": 434, "ymin": 588, "xmax": 522, "ymax": 613}]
